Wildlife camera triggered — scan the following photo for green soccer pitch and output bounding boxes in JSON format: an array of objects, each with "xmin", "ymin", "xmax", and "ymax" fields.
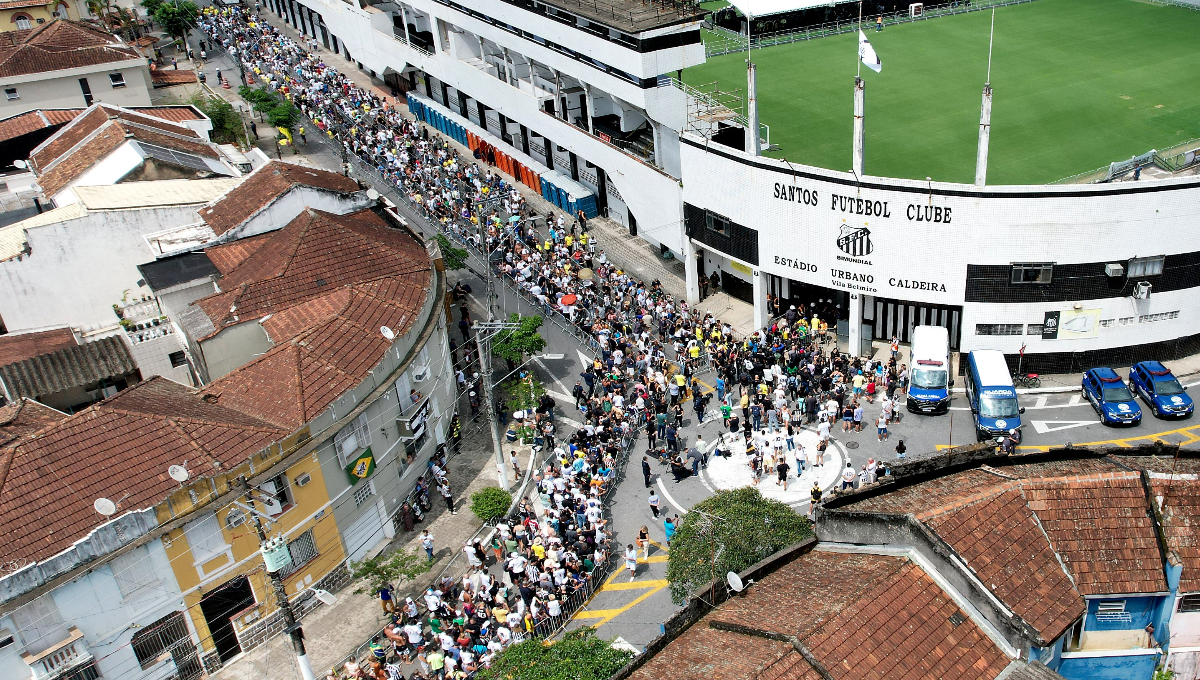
[{"xmin": 682, "ymin": 0, "xmax": 1200, "ymax": 185}]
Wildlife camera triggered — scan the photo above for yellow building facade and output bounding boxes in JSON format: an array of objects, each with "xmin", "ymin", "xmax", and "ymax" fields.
[{"xmin": 2, "ymin": 1, "xmax": 73, "ymax": 30}]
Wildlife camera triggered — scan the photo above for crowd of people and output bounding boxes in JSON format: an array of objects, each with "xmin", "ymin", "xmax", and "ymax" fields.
[{"xmin": 200, "ymin": 7, "xmax": 915, "ymax": 678}]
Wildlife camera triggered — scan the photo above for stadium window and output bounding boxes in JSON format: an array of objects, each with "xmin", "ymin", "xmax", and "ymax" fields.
[
  {"xmin": 1026, "ymin": 324, "xmax": 1043, "ymax": 336},
  {"xmin": 109, "ymin": 73, "xmax": 127, "ymax": 88},
  {"xmin": 976, "ymin": 324, "xmax": 1024, "ymax": 336},
  {"xmin": 705, "ymin": 212, "xmax": 730, "ymax": 236},
  {"xmin": 1127, "ymin": 255, "xmax": 1164, "ymax": 277},
  {"xmin": 4, "ymin": 88, "xmax": 17, "ymax": 101},
  {"xmin": 1011, "ymin": 263, "xmax": 1053, "ymax": 284}
]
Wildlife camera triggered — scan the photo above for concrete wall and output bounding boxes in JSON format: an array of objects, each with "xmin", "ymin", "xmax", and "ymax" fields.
[
  {"xmin": 0, "ymin": 61, "xmax": 152, "ymax": 116},
  {"xmin": 209, "ymin": 187, "xmax": 375, "ymax": 244},
  {"xmin": 0, "ymin": 539, "xmax": 188, "ymax": 680},
  {"xmin": 1058, "ymin": 650, "xmax": 1160, "ymax": 680},
  {"xmin": 0, "ymin": 205, "xmax": 208, "ymax": 334},
  {"xmin": 198, "ymin": 322, "xmax": 274, "ymax": 381}
]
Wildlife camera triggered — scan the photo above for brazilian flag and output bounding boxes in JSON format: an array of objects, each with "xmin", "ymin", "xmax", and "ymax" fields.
[{"xmin": 345, "ymin": 447, "xmax": 376, "ymax": 485}]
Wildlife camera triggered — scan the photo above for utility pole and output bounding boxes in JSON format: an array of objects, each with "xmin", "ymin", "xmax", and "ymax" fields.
[
  {"xmin": 472, "ymin": 248, "xmax": 519, "ymax": 489},
  {"xmin": 240, "ymin": 479, "xmax": 315, "ymax": 680}
]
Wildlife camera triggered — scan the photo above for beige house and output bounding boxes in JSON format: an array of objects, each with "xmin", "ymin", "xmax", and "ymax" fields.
[{"xmin": 0, "ymin": 19, "xmax": 150, "ymax": 116}]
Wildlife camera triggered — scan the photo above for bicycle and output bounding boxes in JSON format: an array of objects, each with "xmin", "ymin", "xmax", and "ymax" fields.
[{"xmin": 1012, "ymin": 371, "xmax": 1041, "ymax": 389}]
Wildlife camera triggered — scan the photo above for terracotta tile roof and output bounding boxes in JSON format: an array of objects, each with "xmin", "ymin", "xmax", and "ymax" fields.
[
  {"xmin": 150, "ymin": 69, "xmax": 198, "ymax": 85},
  {"xmin": 0, "ymin": 327, "xmax": 77, "ymax": 365},
  {"xmin": 0, "ymin": 0, "xmax": 52, "ymax": 9},
  {"xmin": 205, "ymin": 232, "xmax": 272, "ymax": 274},
  {"xmin": 202, "ymin": 271, "xmax": 430, "ymax": 429},
  {"xmin": 988, "ymin": 457, "xmax": 1129, "ymax": 479},
  {"xmin": 29, "ymin": 103, "xmax": 220, "ymax": 197},
  {"xmin": 1116, "ymin": 455, "xmax": 1200, "ymax": 475},
  {"xmin": 1018, "ymin": 472, "xmax": 1165, "ymax": 595},
  {"xmin": 128, "ymin": 105, "xmax": 206, "ymax": 122},
  {"xmin": 194, "ymin": 207, "xmax": 427, "ymax": 334},
  {"xmin": 920, "ymin": 486, "xmax": 1085, "ymax": 642},
  {"xmin": 0, "ymin": 398, "xmax": 66, "ymax": 448},
  {"xmin": 846, "ymin": 468, "xmax": 1007, "ymax": 515},
  {"xmin": 1149, "ymin": 477, "xmax": 1200, "ymax": 592},
  {"xmin": 0, "ymin": 376, "xmax": 286, "ymax": 563},
  {"xmin": 0, "ymin": 20, "xmax": 141, "ymax": 79},
  {"xmin": 0, "ymin": 108, "xmax": 82, "ymax": 144},
  {"xmin": 632, "ymin": 550, "xmax": 1011, "ymax": 680},
  {"xmin": 198, "ymin": 161, "xmax": 361, "ymax": 236}
]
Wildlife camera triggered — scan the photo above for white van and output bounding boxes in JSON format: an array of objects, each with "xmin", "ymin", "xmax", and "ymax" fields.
[{"xmin": 906, "ymin": 325, "xmax": 952, "ymax": 414}]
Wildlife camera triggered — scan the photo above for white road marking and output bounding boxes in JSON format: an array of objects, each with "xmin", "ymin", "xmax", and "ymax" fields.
[
  {"xmin": 535, "ymin": 357, "xmax": 573, "ymax": 399},
  {"xmin": 577, "ymin": 349, "xmax": 592, "ymax": 369},
  {"xmin": 656, "ymin": 478, "xmax": 689, "ymax": 515},
  {"xmin": 1035, "ymin": 396, "xmax": 1048, "ymax": 408},
  {"xmin": 1031, "ymin": 419, "xmax": 1101, "ymax": 434},
  {"xmin": 1068, "ymin": 394, "xmax": 1082, "ymax": 406}
]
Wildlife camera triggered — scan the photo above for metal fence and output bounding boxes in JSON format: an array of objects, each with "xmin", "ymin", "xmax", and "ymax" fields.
[
  {"xmin": 703, "ymin": 0, "xmax": 1042, "ymax": 57},
  {"xmin": 1051, "ymin": 138, "xmax": 1200, "ymax": 184}
]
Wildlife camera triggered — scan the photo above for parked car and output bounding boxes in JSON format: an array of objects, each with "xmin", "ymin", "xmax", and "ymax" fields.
[
  {"xmin": 1082, "ymin": 368, "xmax": 1141, "ymax": 426},
  {"xmin": 1129, "ymin": 361, "xmax": 1193, "ymax": 418}
]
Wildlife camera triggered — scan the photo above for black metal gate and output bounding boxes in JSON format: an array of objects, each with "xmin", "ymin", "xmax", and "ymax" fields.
[{"xmin": 873, "ymin": 298, "xmax": 962, "ymax": 350}]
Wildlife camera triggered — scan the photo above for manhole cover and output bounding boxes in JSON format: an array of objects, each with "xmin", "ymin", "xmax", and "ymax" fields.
[{"xmin": 845, "ymin": 441, "xmax": 860, "ymax": 449}]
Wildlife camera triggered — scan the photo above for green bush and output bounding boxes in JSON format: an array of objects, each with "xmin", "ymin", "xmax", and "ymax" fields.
[
  {"xmin": 469, "ymin": 486, "xmax": 512, "ymax": 523},
  {"xmin": 475, "ymin": 628, "xmax": 632, "ymax": 680}
]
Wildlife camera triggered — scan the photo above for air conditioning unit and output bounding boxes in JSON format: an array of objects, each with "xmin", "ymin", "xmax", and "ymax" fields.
[
  {"xmin": 1105, "ymin": 263, "xmax": 1125, "ymax": 277},
  {"xmin": 1133, "ymin": 281, "xmax": 1153, "ymax": 299},
  {"xmin": 412, "ymin": 365, "xmax": 430, "ymax": 382},
  {"xmin": 295, "ymin": 473, "xmax": 312, "ymax": 487}
]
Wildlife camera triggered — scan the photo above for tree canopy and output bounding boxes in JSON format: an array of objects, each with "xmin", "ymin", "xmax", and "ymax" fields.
[
  {"xmin": 665, "ymin": 486, "xmax": 812, "ymax": 604},
  {"xmin": 189, "ymin": 93, "xmax": 245, "ymax": 147},
  {"xmin": 435, "ymin": 234, "xmax": 469, "ymax": 270},
  {"xmin": 348, "ymin": 547, "xmax": 431, "ymax": 595},
  {"xmin": 492, "ymin": 313, "xmax": 546, "ymax": 365},
  {"xmin": 475, "ymin": 628, "xmax": 632, "ymax": 680},
  {"xmin": 153, "ymin": 0, "xmax": 198, "ymax": 41}
]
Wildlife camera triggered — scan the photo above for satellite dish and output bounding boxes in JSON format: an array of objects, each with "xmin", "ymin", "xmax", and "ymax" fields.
[
  {"xmin": 13, "ymin": 160, "xmax": 27, "ymax": 169},
  {"xmin": 366, "ymin": 188, "xmax": 380, "ymax": 200},
  {"xmin": 168, "ymin": 465, "xmax": 190, "ymax": 482},
  {"xmin": 726, "ymin": 571, "xmax": 745, "ymax": 593},
  {"xmin": 94, "ymin": 498, "xmax": 118, "ymax": 516},
  {"xmin": 380, "ymin": 326, "xmax": 396, "ymax": 341}
]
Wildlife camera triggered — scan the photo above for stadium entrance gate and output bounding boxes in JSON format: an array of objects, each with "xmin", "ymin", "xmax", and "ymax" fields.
[{"xmin": 868, "ymin": 298, "xmax": 962, "ymax": 350}]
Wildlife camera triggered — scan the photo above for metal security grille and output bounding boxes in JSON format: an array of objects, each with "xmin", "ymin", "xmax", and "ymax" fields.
[
  {"xmin": 278, "ymin": 529, "xmax": 318, "ymax": 577},
  {"xmin": 873, "ymin": 299, "xmax": 963, "ymax": 350},
  {"xmin": 130, "ymin": 612, "xmax": 203, "ymax": 680}
]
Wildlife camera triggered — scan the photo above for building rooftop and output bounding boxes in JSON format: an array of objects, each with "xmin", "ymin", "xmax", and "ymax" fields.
[
  {"xmin": 0, "ymin": 19, "xmax": 142, "ymax": 80},
  {"xmin": 0, "ymin": 327, "xmax": 77, "ymax": 366},
  {"xmin": 826, "ymin": 451, "xmax": 1174, "ymax": 645},
  {"xmin": 137, "ymin": 252, "xmax": 220, "ymax": 292},
  {"xmin": 198, "ymin": 161, "xmax": 361, "ymax": 237},
  {"xmin": 192, "ymin": 207, "xmax": 429, "ymax": 337},
  {"xmin": 630, "ymin": 545, "xmax": 1038, "ymax": 680},
  {"xmin": 0, "ymin": 105, "xmax": 207, "ymax": 145},
  {"xmin": 29, "ymin": 103, "xmax": 225, "ymax": 198},
  {"xmin": 535, "ymin": 0, "xmax": 704, "ymax": 34},
  {"xmin": 0, "ymin": 398, "xmax": 66, "ymax": 448},
  {"xmin": 149, "ymin": 69, "xmax": 198, "ymax": 86},
  {"xmin": 0, "ymin": 376, "xmax": 287, "ymax": 564},
  {"xmin": 72, "ymin": 177, "xmax": 240, "ymax": 210},
  {"xmin": 0, "ymin": 334, "xmax": 137, "ymax": 402}
]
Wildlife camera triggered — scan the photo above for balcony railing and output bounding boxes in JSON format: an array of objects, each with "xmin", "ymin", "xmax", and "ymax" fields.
[{"xmin": 22, "ymin": 627, "xmax": 97, "ymax": 680}]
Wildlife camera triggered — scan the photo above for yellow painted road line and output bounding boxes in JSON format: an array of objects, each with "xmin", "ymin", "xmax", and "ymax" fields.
[
  {"xmin": 935, "ymin": 423, "xmax": 1200, "ymax": 452},
  {"xmin": 598, "ymin": 579, "xmax": 670, "ymax": 592},
  {"xmin": 571, "ymin": 582, "xmax": 669, "ymax": 626},
  {"xmin": 637, "ymin": 555, "xmax": 670, "ymax": 564}
]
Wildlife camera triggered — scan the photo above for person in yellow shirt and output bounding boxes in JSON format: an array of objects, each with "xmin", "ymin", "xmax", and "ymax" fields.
[
  {"xmin": 688, "ymin": 344, "xmax": 700, "ymax": 360},
  {"xmin": 564, "ymin": 234, "xmax": 573, "ymax": 248}
]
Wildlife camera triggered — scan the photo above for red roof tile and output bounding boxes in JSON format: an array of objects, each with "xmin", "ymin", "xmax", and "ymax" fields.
[
  {"xmin": 150, "ymin": 69, "xmax": 198, "ymax": 85},
  {"xmin": 1021, "ymin": 472, "xmax": 1165, "ymax": 595},
  {"xmin": 0, "ymin": 0, "xmax": 52, "ymax": 8},
  {"xmin": 0, "ymin": 20, "xmax": 141, "ymax": 79},
  {"xmin": 0, "ymin": 108, "xmax": 82, "ymax": 144},
  {"xmin": 0, "ymin": 376, "xmax": 286, "ymax": 563},
  {"xmin": 205, "ymin": 232, "xmax": 272, "ymax": 274},
  {"xmin": 198, "ymin": 161, "xmax": 361, "ymax": 236},
  {"xmin": 29, "ymin": 102, "xmax": 219, "ymax": 197},
  {"xmin": 631, "ymin": 550, "xmax": 1012, "ymax": 680},
  {"xmin": 848, "ymin": 468, "xmax": 1007, "ymax": 516},
  {"xmin": 1149, "ymin": 477, "xmax": 1200, "ymax": 592},
  {"xmin": 0, "ymin": 327, "xmax": 77, "ymax": 365},
  {"xmin": 0, "ymin": 398, "xmax": 66, "ymax": 448},
  {"xmin": 195, "ymin": 207, "xmax": 427, "ymax": 334},
  {"xmin": 921, "ymin": 486, "xmax": 1086, "ymax": 642}
]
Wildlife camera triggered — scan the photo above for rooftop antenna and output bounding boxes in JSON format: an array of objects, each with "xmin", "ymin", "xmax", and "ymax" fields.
[
  {"xmin": 93, "ymin": 498, "xmax": 117, "ymax": 517},
  {"xmin": 380, "ymin": 326, "xmax": 396, "ymax": 341}
]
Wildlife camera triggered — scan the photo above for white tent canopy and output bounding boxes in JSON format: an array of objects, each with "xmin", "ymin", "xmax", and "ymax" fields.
[{"xmin": 724, "ymin": 0, "xmax": 857, "ymax": 19}]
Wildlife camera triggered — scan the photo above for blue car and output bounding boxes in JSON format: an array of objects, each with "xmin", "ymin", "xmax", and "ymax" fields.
[
  {"xmin": 1082, "ymin": 368, "xmax": 1141, "ymax": 426},
  {"xmin": 1129, "ymin": 361, "xmax": 1193, "ymax": 418}
]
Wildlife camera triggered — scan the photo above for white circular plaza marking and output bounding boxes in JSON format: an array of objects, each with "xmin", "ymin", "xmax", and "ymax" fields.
[{"xmin": 702, "ymin": 429, "xmax": 846, "ymax": 506}]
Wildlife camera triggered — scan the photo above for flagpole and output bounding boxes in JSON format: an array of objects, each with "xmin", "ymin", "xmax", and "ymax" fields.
[
  {"xmin": 857, "ymin": 0, "xmax": 863, "ymax": 78},
  {"xmin": 987, "ymin": 7, "xmax": 996, "ymax": 85},
  {"xmin": 975, "ymin": 9, "xmax": 996, "ymax": 187}
]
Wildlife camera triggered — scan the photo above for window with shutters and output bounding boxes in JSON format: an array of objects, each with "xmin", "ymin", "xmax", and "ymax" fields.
[
  {"xmin": 257, "ymin": 474, "xmax": 293, "ymax": 517},
  {"xmin": 1181, "ymin": 594, "xmax": 1200, "ymax": 613},
  {"xmin": 111, "ymin": 545, "xmax": 161, "ymax": 600},
  {"xmin": 277, "ymin": 529, "xmax": 318, "ymax": 577},
  {"xmin": 131, "ymin": 612, "xmax": 190, "ymax": 670},
  {"xmin": 12, "ymin": 595, "xmax": 67, "ymax": 655},
  {"xmin": 183, "ymin": 513, "xmax": 228, "ymax": 565},
  {"xmin": 334, "ymin": 414, "xmax": 371, "ymax": 467}
]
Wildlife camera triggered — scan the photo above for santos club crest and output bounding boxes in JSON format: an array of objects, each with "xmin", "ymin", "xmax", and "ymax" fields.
[{"xmin": 837, "ymin": 223, "xmax": 872, "ymax": 257}]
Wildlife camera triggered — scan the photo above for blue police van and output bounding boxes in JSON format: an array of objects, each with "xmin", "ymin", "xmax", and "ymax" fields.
[{"xmin": 965, "ymin": 350, "xmax": 1024, "ymax": 441}]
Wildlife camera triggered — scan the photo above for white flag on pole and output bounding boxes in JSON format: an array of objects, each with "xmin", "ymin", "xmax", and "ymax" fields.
[{"xmin": 859, "ymin": 30, "xmax": 882, "ymax": 73}]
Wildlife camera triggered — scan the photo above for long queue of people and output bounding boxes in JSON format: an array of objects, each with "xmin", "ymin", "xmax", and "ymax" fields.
[{"xmin": 202, "ymin": 7, "xmax": 912, "ymax": 678}]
